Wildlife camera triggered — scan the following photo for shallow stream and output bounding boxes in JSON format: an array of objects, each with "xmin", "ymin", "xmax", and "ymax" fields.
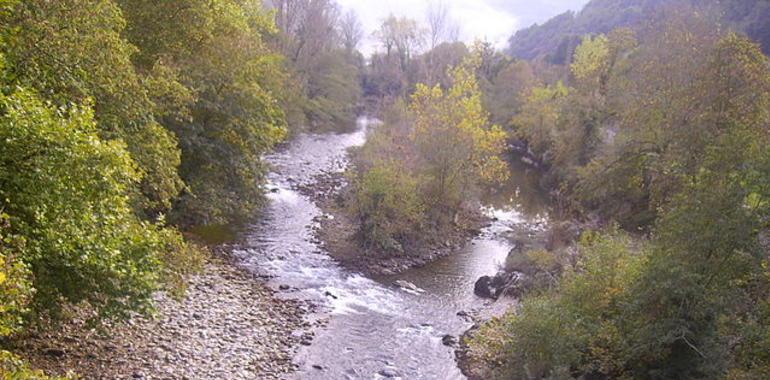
[{"xmin": 234, "ymin": 117, "xmax": 548, "ymax": 379}]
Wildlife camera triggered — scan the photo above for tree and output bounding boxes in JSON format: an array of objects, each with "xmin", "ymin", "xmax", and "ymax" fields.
[
  {"xmin": 621, "ymin": 32, "xmax": 770, "ymax": 377},
  {"xmin": 0, "ymin": 88, "xmax": 168, "ymax": 319},
  {"xmin": 410, "ymin": 47, "xmax": 508, "ymax": 214},
  {"xmin": 269, "ymin": 0, "xmax": 362, "ymax": 131},
  {"xmin": 303, "ymin": 50, "xmax": 363, "ymax": 129},
  {"xmin": 118, "ymin": 0, "xmax": 288, "ymax": 225},
  {"xmin": 484, "ymin": 59, "xmax": 538, "ymax": 128},
  {"xmin": 570, "ymin": 35, "xmax": 610, "ymax": 91},
  {"xmin": 375, "ymin": 15, "xmax": 424, "ymax": 72},
  {"xmin": 512, "ymin": 82, "xmax": 569, "ymax": 161},
  {"xmin": 0, "ymin": 0, "xmax": 184, "ymax": 219},
  {"xmin": 351, "ymin": 162, "xmax": 424, "ymax": 253},
  {"xmin": 424, "ymin": 0, "xmax": 460, "ymax": 84},
  {"xmin": 472, "ymin": 24, "xmax": 770, "ymax": 380},
  {"xmin": 339, "ymin": 10, "xmax": 364, "ymax": 53},
  {"xmin": 469, "ymin": 230, "xmax": 642, "ymax": 379}
]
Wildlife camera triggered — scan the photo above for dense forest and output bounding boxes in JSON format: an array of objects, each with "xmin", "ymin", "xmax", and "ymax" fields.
[
  {"xmin": 0, "ymin": 0, "xmax": 768, "ymax": 378},
  {"xmin": 463, "ymin": 2, "xmax": 770, "ymax": 379}
]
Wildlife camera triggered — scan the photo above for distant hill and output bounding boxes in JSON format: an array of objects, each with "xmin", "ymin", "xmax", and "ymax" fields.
[{"xmin": 507, "ymin": 0, "xmax": 770, "ymax": 63}]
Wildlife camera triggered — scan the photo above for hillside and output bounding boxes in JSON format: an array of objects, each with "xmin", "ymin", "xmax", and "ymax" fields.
[{"xmin": 507, "ymin": 0, "xmax": 770, "ymax": 62}]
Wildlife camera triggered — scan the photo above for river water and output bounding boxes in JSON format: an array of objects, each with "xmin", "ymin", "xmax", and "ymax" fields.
[{"xmin": 233, "ymin": 117, "xmax": 548, "ymax": 379}]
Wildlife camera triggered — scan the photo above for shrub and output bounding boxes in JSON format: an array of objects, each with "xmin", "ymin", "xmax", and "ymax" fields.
[
  {"xmin": 0, "ymin": 213, "xmax": 32, "ymax": 337},
  {"xmin": 0, "ymin": 88, "xmax": 175, "ymax": 319},
  {"xmin": 351, "ymin": 162, "xmax": 424, "ymax": 253},
  {"xmin": 0, "ymin": 350, "xmax": 69, "ymax": 379},
  {"xmin": 473, "ymin": 231, "xmax": 643, "ymax": 379}
]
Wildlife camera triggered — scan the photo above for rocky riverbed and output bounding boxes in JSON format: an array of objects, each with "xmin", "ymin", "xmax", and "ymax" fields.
[
  {"xmin": 11, "ymin": 117, "xmax": 557, "ymax": 380},
  {"xmin": 16, "ymin": 254, "xmax": 311, "ymax": 379}
]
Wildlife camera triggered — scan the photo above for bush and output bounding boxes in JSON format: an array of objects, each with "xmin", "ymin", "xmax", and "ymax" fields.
[
  {"xmin": 505, "ymin": 249, "xmax": 561, "ymax": 275},
  {"xmin": 0, "ymin": 213, "xmax": 32, "ymax": 338},
  {"xmin": 155, "ymin": 225, "xmax": 206, "ymax": 299},
  {"xmin": 472, "ymin": 230, "xmax": 643, "ymax": 379},
  {"xmin": 0, "ymin": 350, "xmax": 69, "ymax": 379},
  {"xmin": 0, "ymin": 215, "xmax": 63, "ymax": 380},
  {"xmin": 351, "ymin": 162, "xmax": 424, "ymax": 253},
  {"xmin": 0, "ymin": 88, "xmax": 176, "ymax": 319}
]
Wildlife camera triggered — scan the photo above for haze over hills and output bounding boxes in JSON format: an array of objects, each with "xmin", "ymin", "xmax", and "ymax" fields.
[{"xmin": 507, "ymin": 0, "xmax": 770, "ymax": 62}]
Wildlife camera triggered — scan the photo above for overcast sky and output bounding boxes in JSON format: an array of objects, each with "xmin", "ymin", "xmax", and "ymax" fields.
[{"xmin": 336, "ymin": 0, "xmax": 590, "ymax": 56}]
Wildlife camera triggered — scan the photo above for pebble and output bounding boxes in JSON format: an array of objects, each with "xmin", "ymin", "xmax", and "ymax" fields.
[
  {"xmin": 379, "ymin": 368, "xmax": 400, "ymax": 378},
  {"xmin": 19, "ymin": 257, "xmax": 309, "ymax": 380}
]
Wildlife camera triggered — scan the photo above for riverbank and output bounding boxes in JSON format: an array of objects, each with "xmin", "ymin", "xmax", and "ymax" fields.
[
  {"xmin": 14, "ymin": 251, "xmax": 310, "ymax": 379},
  {"xmin": 453, "ymin": 215, "xmax": 605, "ymax": 379},
  {"xmin": 301, "ymin": 168, "xmax": 489, "ymax": 276}
]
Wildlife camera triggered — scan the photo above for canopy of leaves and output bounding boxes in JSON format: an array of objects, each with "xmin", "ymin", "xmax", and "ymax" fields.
[
  {"xmin": 0, "ymin": 88, "xmax": 161, "ymax": 319},
  {"xmin": 117, "ymin": 0, "xmax": 288, "ymax": 225},
  {"xmin": 475, "ymin": 20, "xmax": 770, "ymax": 379},
  {"xmin": 0, "ymin": 0, "xmax": 185, "ymax": 218},
  {"xmin": 410, "ymin": 48, "xmax": 509, "ymax": 211}
]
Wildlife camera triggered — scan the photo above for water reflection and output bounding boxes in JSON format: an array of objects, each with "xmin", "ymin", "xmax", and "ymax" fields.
[{"xmin": 482, "ymin": 155, "xmax": 549, "ymax": 218}]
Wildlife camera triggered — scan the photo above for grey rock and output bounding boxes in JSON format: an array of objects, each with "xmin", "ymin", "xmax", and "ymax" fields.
[
  {"xmin": 473, "ymin": 275, "xmax": 495, "ymax": 299},
  {"xmin": 379, "ymin": 368, "xmax": 400, "ymax": 378}
]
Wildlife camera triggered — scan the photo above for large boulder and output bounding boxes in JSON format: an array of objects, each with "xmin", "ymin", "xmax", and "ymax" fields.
[
  {"xmin": 474, "ymin": 271, "xmax": 520, "ymax": 300},
  {"xmin": 473, "ymin": 276, "xmax": 495, "ymax": 299}
]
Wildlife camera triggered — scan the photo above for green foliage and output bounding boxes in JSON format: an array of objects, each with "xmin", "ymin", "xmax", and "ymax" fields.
[
  {"xmin": 512, "ymin": 81, "xmax": 568, "ymax": 160},
  {"xmin": 1, "ymin": 350, "xmax": 69, "ymax": 379},
  {"xmin": 0, "ymin": 214, "xmax": 32, "ymax": 338},
  {"xmin": 1, "ymin": 0, "xmax": 290, "ymax": 226},
  {"xmin": 351, "ymin": 162, "xmax": 424, "ymax": 253},
  {"xmin": 505, "ymin": 248, "xmax": 561, "ymax": 276},
  {"xmin": 271, "ymin": 1, "xmax": 363, "ymax": 131},
  {"xmin": 117, "ymin": 0, "xmax": 288, "ymax": 225},
  {"xmin": 570, "ymin": 35, "xmax": 609, "ymax": 88},
  {"xmin": 351, "ymin": 47, "xmax": 509, "ymax": 255},
  {"xmin": 410, "ymin": 48, "xmax": 509, "ymax": 212},
  {"xmin": 472, "ymin": 230, "xmax": 643, "ymax": 379},
  {"xmin": 0, "ymin": 0, "xmax": 184, "ymax": 217},
  {"xmin": 0, "ymin": 0, "xmax": 291, "ymax": 376},
  {"xmin": 0, "ymin": 88, "xmax": 163, "ymax": 318},
  {"xmin": 482, "ymin": 59, "xmax": 538, "ymax": 128},
  {"xmin": 302, "ymin": 51, "xmax": 363, "ymax": 130},
  {"xmin": 476, "ymin": 23, "xmax": 770, "ymax": 379}
]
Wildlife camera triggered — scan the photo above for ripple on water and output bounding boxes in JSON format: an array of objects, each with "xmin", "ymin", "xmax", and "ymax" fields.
[{"xmin": 234, "ymin": 117, "xmax": 547, "ymax": 379}]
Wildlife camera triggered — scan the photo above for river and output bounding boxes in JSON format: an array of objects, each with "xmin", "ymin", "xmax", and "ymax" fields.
[{"xmin": 233, "ymin": 117, "xmax": 548, "ymax": 379}]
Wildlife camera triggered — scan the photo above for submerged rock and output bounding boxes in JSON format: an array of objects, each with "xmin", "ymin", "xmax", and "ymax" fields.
[
  {"xmin": 378, "ymin": 368, "xmax": 400, "ymax": 378},
  {"xmin": 442, "ymin": 334, "xmax": 457, "ymax": 346},
  {"xmin": 324, "ymin": 290, "xmax": 338, "ymax": 299},
  {"xmin": 394, "ymin": 280, "xmax": 424, "ymax": 294}
]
